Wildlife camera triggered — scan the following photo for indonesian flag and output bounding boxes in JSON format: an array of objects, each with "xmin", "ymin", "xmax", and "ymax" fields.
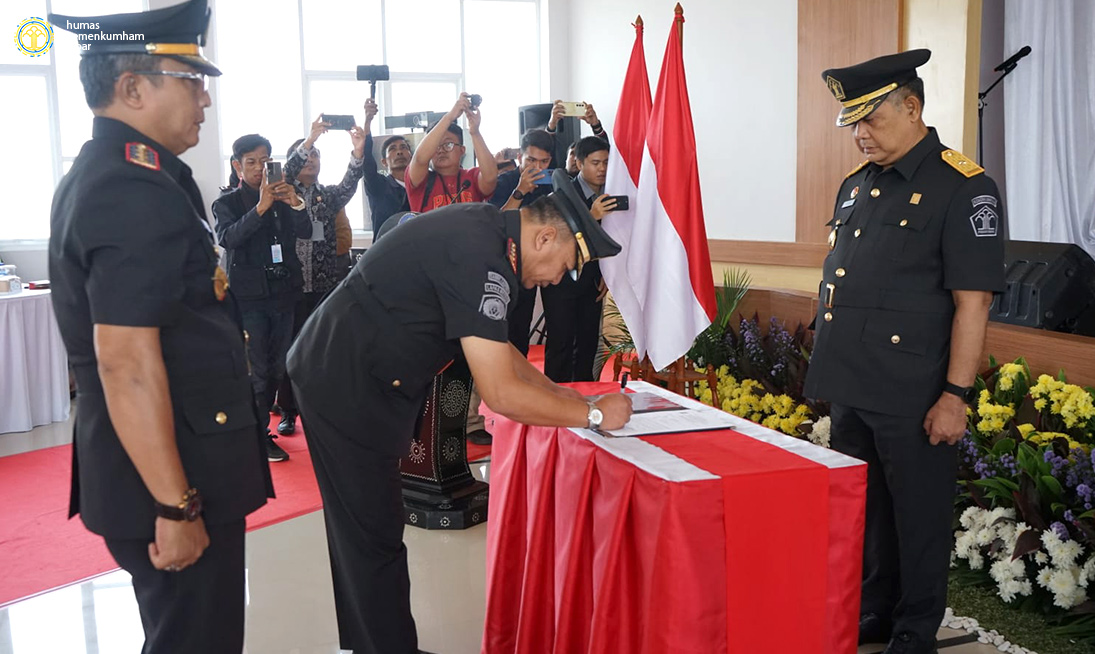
[{"xmin": 601, "ymin": 8, "xmax": 716, "ymax": 370}]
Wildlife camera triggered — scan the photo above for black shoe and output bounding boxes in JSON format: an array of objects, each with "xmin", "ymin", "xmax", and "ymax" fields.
[
  {"xmin": 270, "ymin": 404, "xmax": 283, "ymax": 416},
  {"xmin": 882, "ymin": 631, "xmax": 937, "ymax": 654},
  {"xmin": 277, "ymin": 411, "xmax": 297, "ymax": 436},
  {"xmin": 859, "ymin": 613, "xmax": 893, "ymax": 645},
  {"xmin": 466, "ymin": 429, "xmax": 493, "ymax": 445},
  {"xmin": 266, "ymin": 435, "xmax": 289, "ymax": 462}
]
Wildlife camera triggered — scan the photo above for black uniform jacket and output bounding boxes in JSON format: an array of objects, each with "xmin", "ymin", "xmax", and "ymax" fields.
[
  {"xmin": 49, "ymin": 117, "xmax": 273, "ymax": 539},
  {"xmin": 804, "ymin": 128, "xmax": 1005, "ymax": 418},
  {"xmin": 212, "ymin": 183, "xmax": 310, "ymax": 310},
  {"xmin": 287, "ymin": 203, "xmax": 521, "ymax": 457}
]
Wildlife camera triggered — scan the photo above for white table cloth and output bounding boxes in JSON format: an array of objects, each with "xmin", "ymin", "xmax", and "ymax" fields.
[{"xmin": 0, "ymin": 289, "xmax": 70, "ymax": 433}]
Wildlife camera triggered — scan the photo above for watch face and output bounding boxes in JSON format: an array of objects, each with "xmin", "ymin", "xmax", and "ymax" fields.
[
  {"xmin": 591, "ymin": 408, "xmax": 604, "ymax": 424},
  {"xmin": 183, "ymin": 494, "xmax": 203, "ymax": 521},
  {"xmin": 963, "ymin": 387, "xmax": 977, "ymax": 403}
]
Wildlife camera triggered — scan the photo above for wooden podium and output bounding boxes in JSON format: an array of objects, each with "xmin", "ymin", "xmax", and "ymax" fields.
[{"xmin": 399, "ymin": 357, "xmax": 489, "ymax": 530}]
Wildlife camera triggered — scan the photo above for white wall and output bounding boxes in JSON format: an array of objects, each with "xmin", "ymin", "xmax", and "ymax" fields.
[{"xmin": 563, "ymin": 0, "xmax": 798, "ymax": 241}]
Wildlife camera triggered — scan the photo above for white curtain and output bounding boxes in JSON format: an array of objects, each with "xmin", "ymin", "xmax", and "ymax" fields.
[{"xmin": 1004, "ymin": 0, "xmax": 1095, "ymax": 257}]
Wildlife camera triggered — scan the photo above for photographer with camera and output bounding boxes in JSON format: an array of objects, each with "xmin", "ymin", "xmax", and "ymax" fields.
[
  {"xmin": 405, "ymin": 92, "xmax": 498, "ymax": 211},
  {"xmin": 213, "ymin": 134, "xmax": 310, "ymax": 463},
  {"xmin": 272, "ymin": 115, "xmax": 367, "ymax": 437}
]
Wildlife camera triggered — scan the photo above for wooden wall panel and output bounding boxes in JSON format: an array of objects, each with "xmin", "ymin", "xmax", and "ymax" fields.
[
  {"xmin": 734, "ymin": 290, "xmax": 1095, "ymax": 386},
  {"xmin": 796, "ymin": 0, "xmax": 901, "ymax": 245}
]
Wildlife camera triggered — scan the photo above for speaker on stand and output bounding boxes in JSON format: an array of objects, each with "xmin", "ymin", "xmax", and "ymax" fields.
[{"xmin": 518, "ymin": 103, "xmax": 579, "ymax": 171}]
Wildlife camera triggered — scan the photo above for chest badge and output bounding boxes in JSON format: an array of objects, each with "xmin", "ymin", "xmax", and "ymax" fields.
[
  {"xmin": 213, "ymin": 266, "xmax": 229, "ymax": 302},
  {"xmin": 850, "ymin": 186, "xmax": 859, "ymax": 199},
  {"xmin": 910, "ymin": 192, "xmax": 922, "ymax": 205},
  {"xmin": 125, "ymin": 142, "xmax": 160, "ymax": 170},
  {"xmin": 828, "ymin": 227, "xmax": 838, "ymax": 251},
  {"xmin": 507, "ymin": 238, "xmax": 517, "ymax": 274}
]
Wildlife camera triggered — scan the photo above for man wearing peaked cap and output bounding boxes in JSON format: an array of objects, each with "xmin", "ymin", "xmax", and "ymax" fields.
[
  {"xmin": 286, "ymin": 170, "xmax": 629, "ymax": 653},
  {"xmin": 47, "ymin": 1, "xmax": 273, "ymax": 652},
  {"xmin": 804, "ymin": 49, "xmax": 1005, "ymax": 654},
  {"xmin": 49, "ymin": 0, "xmax": 220, "ymax": 75}
]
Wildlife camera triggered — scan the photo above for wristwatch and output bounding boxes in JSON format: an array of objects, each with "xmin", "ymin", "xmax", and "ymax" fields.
[
  {"xmin": 511, "ymin": 188, "xmax": 525, "ymax": 201},
  {"xmin": 943, "ymin": 382, "xmax": 977, "ymax": 404},
  {"xmin": 154, "ymin": 488, "xmax": 203, "ymax": 522},
  {"xmin": 586, "ymin": 401, "xmax": 604, "ymax": 430}
]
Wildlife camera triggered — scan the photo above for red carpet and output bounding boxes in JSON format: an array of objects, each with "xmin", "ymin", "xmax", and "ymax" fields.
[{"xmin": 0, "ymin": 345, "xmax": 613, "ymax": 607}]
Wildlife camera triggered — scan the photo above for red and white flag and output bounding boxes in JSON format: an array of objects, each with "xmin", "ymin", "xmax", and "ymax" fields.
[{"xmin": 601, "ymin": 7, "xmax": 716, "ymax": 370}]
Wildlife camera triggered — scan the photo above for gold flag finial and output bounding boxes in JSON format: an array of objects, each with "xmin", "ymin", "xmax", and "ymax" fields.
[
  {"xmin": 635, "ymin": 15, "xmax": 643, "ymax": 27},
  {"xmin": 675, "ymin": 4, "xmax": 684, "ymax": 44}
]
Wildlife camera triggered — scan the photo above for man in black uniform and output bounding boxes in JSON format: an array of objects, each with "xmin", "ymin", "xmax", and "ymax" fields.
[
  {"xmin": 803, "ymin": 50, "xmax": 1004, "ymax": 654},
  {"xmin": 287, "ymin": 170, "xmax": 633, "ymax": 654},
  {"xmin": 213, "ymin": 134, "xmax": 311, "ymax": 463},
  {"xmin": 47, "ymin": 1, "xmax": 272, "ymax": 652}
]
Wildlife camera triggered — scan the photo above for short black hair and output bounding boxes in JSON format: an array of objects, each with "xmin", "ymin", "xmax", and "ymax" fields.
[
  {"xmin": 427, "ymin": 120, "xmax": 464, "ymax": 145},
  {"xmin": 575, "ymin": 136, "xmax": 609, "ymax": 162},
  {"xmin": 232, "ymin": 134, "xmax": 272, "ymax": 161},
  {"xmin": 525, "ymin": 196, "xmax": 573, "ymax": 238},
  {"xmin": 889, "ymin": 77, "xmax": 925, "ymax": 110},
  {"xmin": 521, "ymin": 129, "xmax": 554, "ymax": 155},
  {"xmin": 79, "ymin": 54, "xmax": 163, "ymax": 109},
  {"xmin": 383, "ymin": 135, "xmax": 410, "ymax": 158}
]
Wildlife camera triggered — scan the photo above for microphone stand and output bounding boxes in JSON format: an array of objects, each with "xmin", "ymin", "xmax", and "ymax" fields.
[{"xmin": 977, "ymin": 62, "xmax": 1023, "ymax": 165}]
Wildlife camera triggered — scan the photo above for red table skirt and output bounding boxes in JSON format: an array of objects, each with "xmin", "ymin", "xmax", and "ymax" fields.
[{"xmin": 482, "ymin": 382, "xmax": 867, "ymax": 654}]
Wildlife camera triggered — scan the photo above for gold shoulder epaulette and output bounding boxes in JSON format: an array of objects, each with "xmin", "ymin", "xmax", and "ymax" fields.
[
  {"xmin": 941, "ymin": 149, "xmax": 983, "ymax": 178},
  {"xmin": 844, "ymin": 160, "xmax": 868, "ymax": 179}
]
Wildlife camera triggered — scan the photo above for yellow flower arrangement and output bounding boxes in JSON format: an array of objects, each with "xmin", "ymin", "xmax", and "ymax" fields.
[
  {"xmin": 1029, "ymin": 374, "xmax": 1095, "ymax": 430},
  {"xmin": 695, "ymin": 367, "xmax": 813, "ymax": 437},
  {"xmin": 975, "ymin": 391, "xmax": 1017, "ymax": 436}
]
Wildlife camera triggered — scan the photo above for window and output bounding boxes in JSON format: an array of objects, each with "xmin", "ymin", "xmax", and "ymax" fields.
[
  {"xmin": 214, "ymin": 0, "xmax": 543, "ymax": 233},
  {"xmin": 0, "ymin": 0, "xmax": 144, "ymax": 242}
]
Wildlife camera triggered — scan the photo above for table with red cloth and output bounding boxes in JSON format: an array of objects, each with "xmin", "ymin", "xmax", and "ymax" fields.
[{"xmin": 482, "ymin": 381, "xmax": 867, "ymax": 654}]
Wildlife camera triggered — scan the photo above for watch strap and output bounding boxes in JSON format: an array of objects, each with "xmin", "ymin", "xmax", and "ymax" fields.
[
  {"xmin": 943, "ymin": 382, "xmax": 976, "ymax": 403},
  {"xmin": 154, "ymin": 488, "xmax": 202, "ymax": 521}
]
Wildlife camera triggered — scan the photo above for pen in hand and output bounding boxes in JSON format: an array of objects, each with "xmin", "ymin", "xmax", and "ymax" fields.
[{"xmin": 620, "ymin": 372, "xmax": 629, "ymax": 393}]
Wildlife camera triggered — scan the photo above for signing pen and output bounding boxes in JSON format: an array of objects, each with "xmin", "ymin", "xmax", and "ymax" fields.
[{"xmin": 620, "ymin": 372, "xmax": 629, "ymax": 393}]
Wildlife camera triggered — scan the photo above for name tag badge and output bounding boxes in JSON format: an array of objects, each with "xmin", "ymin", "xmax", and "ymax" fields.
[
  {"xmin": 271, "ymin": 243, "xmax": 283, "ymax": 264},
  {"xmin": 841, "ymin": 199, "xmax": 856, "ymax": 209},
  {"xmin": 310, "ymin": 220, "xmax": 324, "ymax": 241}
]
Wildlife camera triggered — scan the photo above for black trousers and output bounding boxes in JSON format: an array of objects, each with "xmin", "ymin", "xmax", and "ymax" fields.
[
  {"xmin": 507, "ymin": 286, "xmax": 537, "ymax": 356},
  {"xmin": 829, "ymin": 403, "xmax": 957, "ymax": 643},
  {"xmin": 241, "ymin": 306, "xmax": 295, "ymax": 425},
  {"xmin": 296, "ymin": 392, "xmax": 418, "ymax": 653},
  {"xmin": 540, "ymin": 275, "xmax": 602, "ymax": 382},
  {"xmin": 276, "ymin": 291, "xmax": 326, "ymax": 414},
  {"xmin": 104, "ymin": 519, "xmax": 246, "ymax": 654}
]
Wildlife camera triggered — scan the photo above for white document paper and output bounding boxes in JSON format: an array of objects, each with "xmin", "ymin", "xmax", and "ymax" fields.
[{"xmin": 596, "ymin": 396, "xmax": 736, "ymax": 438}]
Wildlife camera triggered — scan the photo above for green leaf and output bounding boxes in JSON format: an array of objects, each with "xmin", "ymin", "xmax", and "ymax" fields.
[
  {"xmin": 991, "ymin": 438, "xmax": 1016, "ymax": 457},
  {"xmin": 1040, "ymin": 475, "xmax": 1065, "ymax": 501}
]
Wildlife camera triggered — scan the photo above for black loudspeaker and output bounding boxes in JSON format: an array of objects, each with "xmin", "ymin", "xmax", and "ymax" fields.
[
  {"xmin": 518, "ymin": 103, "xmax": 578, "ymax": 170},
  {"xmin": 989, "ymin": 240, "xmax": 1095, "ymax": 336}
]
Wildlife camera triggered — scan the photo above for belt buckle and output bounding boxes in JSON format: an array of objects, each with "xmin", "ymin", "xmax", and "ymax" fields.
[{"xmin": 825, "ymin": 283, "xmax": 835, "ymax": 309}]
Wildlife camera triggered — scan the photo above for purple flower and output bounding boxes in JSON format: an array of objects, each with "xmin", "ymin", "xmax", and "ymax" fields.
[
  {"xmin": 1064, "ymin": 510, "xmax": 1075, "ymax": 522},
  {"xmin": 1050, "ymin": 521, "xmax": 1070, "ymax": 541}
]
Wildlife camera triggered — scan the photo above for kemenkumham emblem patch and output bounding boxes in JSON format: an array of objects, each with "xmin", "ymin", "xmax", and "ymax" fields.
[
  {"xmin": 969, "ymin": 195, "xmax": 999, "ymax": 238},
  {"xmin": 479, "ymin": 271, "xmax": 510, "ymax": 320}
]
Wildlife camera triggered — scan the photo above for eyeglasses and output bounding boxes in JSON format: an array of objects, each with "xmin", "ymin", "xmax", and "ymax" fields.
[
  {"xmin": 131, "ymin": 70, "xmax": 208, "ymax": 94},
  {"xmin": 436, "ymin": 142, "xmax": 460, "ymax": 152}
]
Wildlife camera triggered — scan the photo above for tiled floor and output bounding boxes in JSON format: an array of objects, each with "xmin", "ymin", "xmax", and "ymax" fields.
[{"xmin": 0, "ymin": 414, "xmax": 1017, "ymax": 654}]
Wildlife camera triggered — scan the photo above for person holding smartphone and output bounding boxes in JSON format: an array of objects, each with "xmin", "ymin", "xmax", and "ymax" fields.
[
  {"xmin": 539, "ymin": 136, "xmax": 617, "ymax": 383},
  {"xmin": 212, "ymin": 134, "xmax": 310, "ymax": 463}
]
